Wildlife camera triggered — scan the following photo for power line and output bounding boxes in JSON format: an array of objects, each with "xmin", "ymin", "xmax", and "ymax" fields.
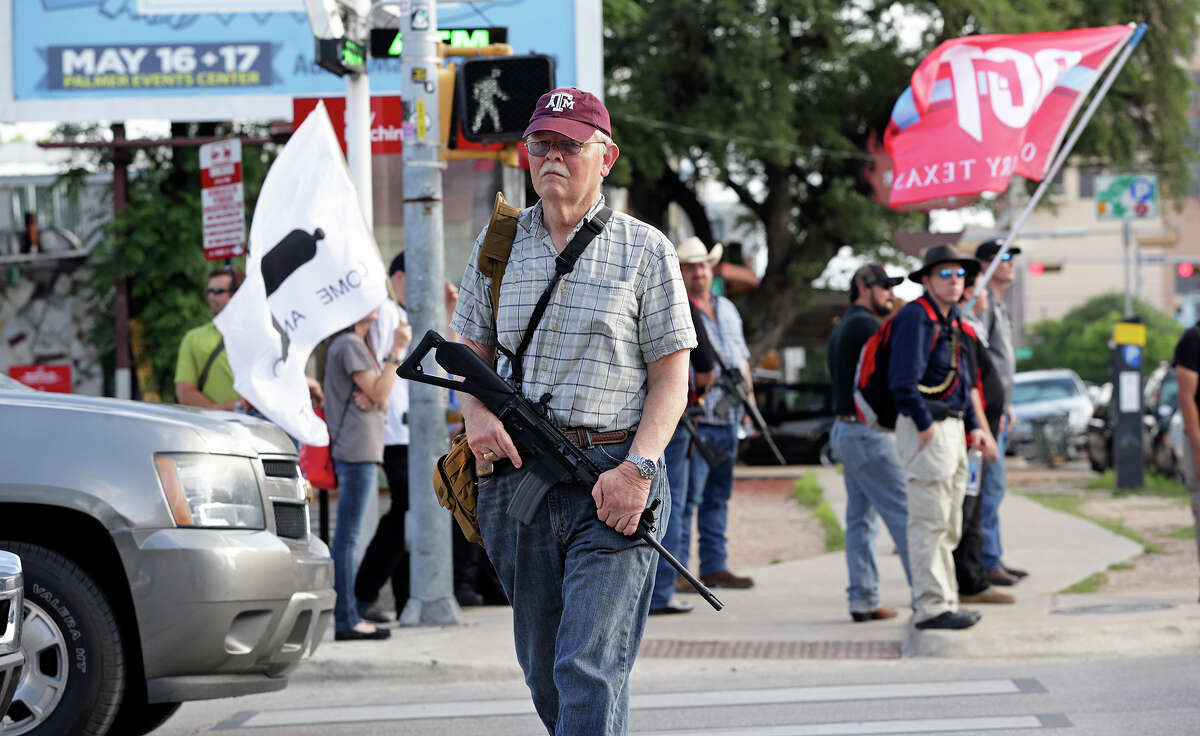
[{"xmin": 610, "ymin": 112, "xmax": 875, "ymax": 162}]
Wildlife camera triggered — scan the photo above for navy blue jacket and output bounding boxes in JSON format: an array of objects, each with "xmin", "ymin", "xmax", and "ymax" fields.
[{"xmin": 887, "ymin": 293, "xmax": 978, "ymax": 432}]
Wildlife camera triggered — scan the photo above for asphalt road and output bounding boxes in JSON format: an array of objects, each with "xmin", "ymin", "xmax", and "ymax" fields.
[{"xmin": 155, "ymin": 654, "xmax": 1200, "ymax": 735}]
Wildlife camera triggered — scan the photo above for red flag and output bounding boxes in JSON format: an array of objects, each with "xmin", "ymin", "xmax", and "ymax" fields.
[{"xmin": 884, "ymin": 25, "xmax": 1134, "ymax": 208}]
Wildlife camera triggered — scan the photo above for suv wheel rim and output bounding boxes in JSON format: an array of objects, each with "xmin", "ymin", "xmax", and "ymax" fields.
[{"xmin": 2, "ymin": 601, "xmax": 68, "ymax": 735}]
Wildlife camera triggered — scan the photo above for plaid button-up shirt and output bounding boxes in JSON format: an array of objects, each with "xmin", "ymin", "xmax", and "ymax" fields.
[{"xmin": 452, "ymin": 196, "xmax": 697, "ymax": 431}]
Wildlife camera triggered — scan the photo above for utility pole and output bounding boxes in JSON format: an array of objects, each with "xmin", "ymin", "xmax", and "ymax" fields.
[
  {"xmin": 398, "ymin": 0, "xmax": 458, "ymax": 626},
  {"xmin": 345, "ymin": 0, "xmax": 373, "ymax": 228}
]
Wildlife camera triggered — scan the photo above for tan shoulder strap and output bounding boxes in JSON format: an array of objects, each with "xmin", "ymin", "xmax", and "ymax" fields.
[{"xmin": 477, "ymin": 191, "xmax": 522, "ymax": 326}]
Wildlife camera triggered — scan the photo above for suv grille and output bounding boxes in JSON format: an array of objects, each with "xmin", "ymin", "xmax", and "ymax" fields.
[
  {"xmin": 263, "ymin": 459, "xmax": 300, "ymax": 478},
  {"xmin": 0, "ymin": 600, "xmax": 8, "ymax": 638},
  {"xmin": 273, "ymin": 502, "xmax": 308, "ymax": 539}
]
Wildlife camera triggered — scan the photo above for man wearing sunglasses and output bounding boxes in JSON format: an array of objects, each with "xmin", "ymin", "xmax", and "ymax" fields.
[
  {"xmin": 890, "ymin": 245, "xmax": 996, "ymax": 630},
  {"xmin": 973, "ymin": 240, "xmax": 1028, "ymax": 588},
  {"xmin": 175, "ymin": 265, "xmax": 244, "ymax": 409},
  {"xmin": 827, "ymin": 264, "xmax": 912, "ymax": 623},
  {"xmin": 451, "ymin": 87, "xmax": 695, "ymax": 735}
]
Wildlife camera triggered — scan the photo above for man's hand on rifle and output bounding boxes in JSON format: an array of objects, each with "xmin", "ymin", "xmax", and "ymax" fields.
[
  {"xmin": 463, "ymin": 399, "xmax": 523, "ymax": 468},
  {"xmin": 592, "ymin": 462, "xmax": 651, "ymax": 536}
]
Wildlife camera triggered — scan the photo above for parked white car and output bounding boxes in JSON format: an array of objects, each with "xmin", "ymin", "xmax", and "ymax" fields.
[{"xmin": 1009, "ymin": 369, "xmax": 1094, "ymax": 459}]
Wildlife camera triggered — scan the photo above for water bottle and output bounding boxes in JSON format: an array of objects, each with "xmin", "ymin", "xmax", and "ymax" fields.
[{"xmin": 966, "ymin": 448, "xmax": 983, "ymax": 496}]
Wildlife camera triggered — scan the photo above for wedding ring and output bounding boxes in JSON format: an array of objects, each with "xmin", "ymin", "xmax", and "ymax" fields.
[{"xmin": 482, "ymin": 450, "xmax": 496, "ymax": 460}]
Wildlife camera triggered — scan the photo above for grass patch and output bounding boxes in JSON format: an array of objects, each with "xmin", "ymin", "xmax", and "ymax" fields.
[
  {"xmin": 1059, "ymin": 571, "xmax": 1107, "ymax": 594},
  {"xmin": 1166, "ymin": 525, "xmax": 1196, "ymax": 539},
  {"xmin": 793, "ymin": 472, "xmax": 846, "ymax": 553},
  {"xmin": 1107, "ymin": 561, "xmax": 1135, "ymax": 571},
  {"xmin": 1022, "ymin": 492, "xmax": 1163, "ymax": 554},
  {"xmin": 1082, "ymin": 470, "xmax": 1189, "ymax": 498}
]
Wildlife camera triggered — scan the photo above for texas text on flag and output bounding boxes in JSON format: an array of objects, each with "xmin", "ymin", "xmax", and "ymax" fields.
[
  {"xmin": 884, "ymin": 25, "xmax": 1135, "ymax": 208},
  {"xmin": 214, "ymin": 102, "xmax": 388, "ymax": 445}
]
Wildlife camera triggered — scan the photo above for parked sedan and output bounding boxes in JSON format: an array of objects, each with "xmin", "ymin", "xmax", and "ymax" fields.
[
  {"xmin": 1142, "ymin": 361, "xmax": 1180, "ymax": 478},
  {"xmin": 1086, "ymin": 382, "xmax": 1114, "ymax": 472},
  {"xmin": 740, "ymin": 382, "xmax": 836, "ymax": 465},
  {"xmin": 0, "ymin": 551, "xmax": 21, "ymax": 726},
  {"xmin": 0, "ymin": 389, "xmax": 334, "ymax": 736},
  {"xmin": 1009, "ymin": 369, "xmax": 1093, "ymax": 460}
]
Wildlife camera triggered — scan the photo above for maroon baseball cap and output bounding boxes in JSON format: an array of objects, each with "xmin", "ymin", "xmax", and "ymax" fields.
[{"xmin": 522, "ymin": 87, "xmax": 612, "ymax": 142}]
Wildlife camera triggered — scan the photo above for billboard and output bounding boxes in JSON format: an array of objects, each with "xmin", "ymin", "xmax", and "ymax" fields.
[{"xmin": 1, "ymin": 0, "xmax": 601, "ymax": 123}]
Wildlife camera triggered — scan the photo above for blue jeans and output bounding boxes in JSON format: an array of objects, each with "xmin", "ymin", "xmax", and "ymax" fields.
[
  {"xmin": 476, "ymin": 438, "xmax": 668, "ymax": 736},
  {"xmin": 651, "ymin": 425, "xmax": 692, "ymax": 608},
  {"xmin": 979, "ymin": 429, "xmax": 1008, "ymax": 572},
  {"xmin": 331, "ymin": 459, "xmax": 378, "ymax": 632},
  {"xmin": 831, "ymin": 421, "xmax": 911, "ymax": 613},
  {"xmin": 678, "ymin": 423, "xmax": 738, "ymax": 576}
]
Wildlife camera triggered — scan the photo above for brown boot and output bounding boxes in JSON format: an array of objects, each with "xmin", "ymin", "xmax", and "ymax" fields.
[
  {"xmin": 961, "ymin": 587, "xmax": 1015, "ymax": 604},
  {"xmin": 700, "ymin": 569, "xmax": 755, "ymax": 589}
]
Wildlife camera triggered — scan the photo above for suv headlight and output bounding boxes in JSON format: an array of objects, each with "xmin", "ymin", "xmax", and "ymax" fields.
[{"xmin": 155, "ymin": 454, "xmax": 266, "ymax": 529}]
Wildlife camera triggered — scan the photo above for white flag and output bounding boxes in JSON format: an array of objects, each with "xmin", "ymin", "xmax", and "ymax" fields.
[{"xmin": 215, "ymin": 102, "xmax": 388, "ymax": 445}]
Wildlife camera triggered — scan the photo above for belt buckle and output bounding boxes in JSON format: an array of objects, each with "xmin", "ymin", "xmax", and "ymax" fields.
[{"xmin": 579, "ymin": 429, "xmax": 594, "ymax": 449}]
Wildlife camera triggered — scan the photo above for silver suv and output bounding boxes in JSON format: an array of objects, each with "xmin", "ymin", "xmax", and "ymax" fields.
[{"xmin": 0, "ymin": 389, "xmax": 334, "ymax": 736}]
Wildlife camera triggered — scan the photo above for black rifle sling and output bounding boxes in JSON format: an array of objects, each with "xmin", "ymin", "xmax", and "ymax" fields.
[
  {"xmin": 197, "ymin": 336, "xmax": 225, "ymax": 395},
  {"xmin": 499, "ymin": 206, "xmax": 612, "ymax": 390}
]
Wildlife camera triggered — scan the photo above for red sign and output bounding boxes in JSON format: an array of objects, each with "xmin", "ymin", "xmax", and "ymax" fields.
[
  {"xmin": 884, "ymin": 25, "xmax": 1134, "ymax": 208},
  {"xmin": 10, "ymin": 364, "xmax": 72, "ymax": 393},
  {"xmin": 294, "ymin": 96, "xmax": 407, "ymax": 155},
  {"xmin": 199, "ymin": 138, "xmax": 246, "ymax": 260}
]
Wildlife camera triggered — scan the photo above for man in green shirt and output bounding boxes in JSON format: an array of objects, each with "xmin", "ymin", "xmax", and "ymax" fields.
[{"xmin": 175, "ymin": 266, "xmax": 243, "ymax": 409}]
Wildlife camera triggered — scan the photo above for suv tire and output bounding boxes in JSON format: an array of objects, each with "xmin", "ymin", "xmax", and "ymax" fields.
[{"xmin": 0, "ymin": 542, "xmax": 124, "ymax": 736}]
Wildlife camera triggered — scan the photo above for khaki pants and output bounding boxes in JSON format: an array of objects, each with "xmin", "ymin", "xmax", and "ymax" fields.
[
  {"xmin": 895, "ymin": 415, "xmax": 967, "ymax": 623},
  {"xmin": 1177, "ymin": 441, "xmax": 1200, "ymax": 573}
]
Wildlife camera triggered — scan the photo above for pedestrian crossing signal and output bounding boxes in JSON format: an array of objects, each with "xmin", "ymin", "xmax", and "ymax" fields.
[{"xmin": 457, "ymin": 55, "xmax": 555, "ymax": 144}]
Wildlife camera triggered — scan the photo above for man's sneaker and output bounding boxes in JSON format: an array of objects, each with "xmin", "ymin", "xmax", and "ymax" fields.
[
  {"xmin": 961, "ymin": 587, "xmax": 1015, "ymax": 604},
  {"xmin": 914, "ymin": 610, "xmax": 981, "ymax": 630},
  {"xmin": 700, "ymin": 569, "xmax": 755, "ymax": 589}
]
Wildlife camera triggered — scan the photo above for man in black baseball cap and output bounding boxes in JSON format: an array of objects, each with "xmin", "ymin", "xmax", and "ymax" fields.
[
  {"xmin": 828, "ymin": 263, "xmax": 912, "ymax": 622},
  {"xmin": 971, "ymin": 239, "xmax": 1028, "ymax": 588}
]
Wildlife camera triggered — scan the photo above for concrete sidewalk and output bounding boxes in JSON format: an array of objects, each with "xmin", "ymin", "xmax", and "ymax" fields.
[{"xmin": 299, "ymin": 465, "xmax": 1200, "ymax": 683}]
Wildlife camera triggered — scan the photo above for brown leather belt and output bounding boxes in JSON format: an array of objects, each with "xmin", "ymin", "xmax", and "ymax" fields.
[{"xmin": 563, "ymin": 428, "xmax": 631, "ymax": 448}]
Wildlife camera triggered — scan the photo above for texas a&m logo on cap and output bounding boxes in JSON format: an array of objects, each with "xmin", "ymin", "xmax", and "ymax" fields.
[{"xmin": 546, "ymin": 91, "xmax": 575, "ymax": 113}]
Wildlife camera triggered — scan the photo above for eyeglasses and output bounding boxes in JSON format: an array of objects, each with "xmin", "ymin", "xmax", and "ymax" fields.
[
  {"xmin": 207, "ymin": 288, "xmax": 231, "ymax": 296},
  {"xmin": 999, "ymin": 252, "xmax": 1015, "ymax": 262},
  {"xmin": 936, "ymin": 268, "xmax": 967, "ymax": 280},
  {"xmin": 524, "ymin": 139, "xmax": 606, "ymax": 157}
]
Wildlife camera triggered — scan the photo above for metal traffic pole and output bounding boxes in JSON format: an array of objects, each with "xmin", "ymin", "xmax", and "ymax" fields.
[{"xmin": 393, "ymin": 0, "xmax": 458, "ymax": 625}]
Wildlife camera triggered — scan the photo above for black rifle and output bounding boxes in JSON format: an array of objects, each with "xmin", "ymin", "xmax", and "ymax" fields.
[
  {"xmin": 711, "ymin": 351, "xmax": 787, "ymax": 466},
  {"xmin": 398, "ymin": 330, "xmax": 723, "ymax": 611},
  {"xmin": 679, "ymin": 405, "xmax": 731, "ymax": 467}
]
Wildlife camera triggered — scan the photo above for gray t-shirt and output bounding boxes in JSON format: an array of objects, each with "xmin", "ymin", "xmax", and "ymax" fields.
[
  {"xmin": 981, "ymin": 286, "xmax": 1016, "ymax": 411},
  {"xmin": 323, "ymin": 332, "xmax": 385, "ymax": 464}
]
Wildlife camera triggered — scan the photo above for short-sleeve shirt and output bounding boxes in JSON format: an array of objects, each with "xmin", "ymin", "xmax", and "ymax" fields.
[
  {"xmin": 1173, "ymin": 325, "xmax": 1200, "ymax": 410},
  {"xmin": 174, "ymin": 322, "xmax": 238, "ymax": 405},
  {"xmin": 323, "ymin": 332, "xmax": 385, "ymax": 463},
  {"xmin": 451, "ymin": 196, "xmax": 697, "ymax": 431},
  {"xmin": 695, "ymin": 295, "xmax": 750, "ymax": 426}
]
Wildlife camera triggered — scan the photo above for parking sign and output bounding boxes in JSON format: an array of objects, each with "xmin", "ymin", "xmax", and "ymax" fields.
[{"xmin": 1096, "ymin": 173, "xmax": 1158, "ymax": 220}]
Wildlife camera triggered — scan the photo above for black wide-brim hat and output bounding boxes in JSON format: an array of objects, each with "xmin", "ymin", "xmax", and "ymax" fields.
[{"xmin": 908, "ymin": 244, "xmax": 982, "ymax": 283}]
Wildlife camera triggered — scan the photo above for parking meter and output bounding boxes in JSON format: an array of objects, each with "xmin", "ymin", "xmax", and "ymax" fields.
[{"xmin": 1112, "ymin": 321, "xmax": 1145, "ymax": 489}]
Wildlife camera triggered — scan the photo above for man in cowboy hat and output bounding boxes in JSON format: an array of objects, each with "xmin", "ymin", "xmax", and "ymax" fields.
[
  {"xmin": 889, "ymin": 245, "xmax": 996, "ymax": 630},
  {"xmin": 827, "ymin": 263, "xmax": 912, "ymax": 623},
  {"xmin": 667, "ymin": 235, "xmax": 758, "ymax": 595},
  {"xmin": 451, "ymin": 87, "xmax": 695, "ymax": 735}
]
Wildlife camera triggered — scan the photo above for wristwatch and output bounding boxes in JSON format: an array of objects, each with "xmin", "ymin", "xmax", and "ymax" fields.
[
  {"xmin": 383, "ymin": 354, "xmax": 401, "ymax": 366},
  {"xmin": 624, "ymin": 453, "xmax": 658, "ymax": 479}
]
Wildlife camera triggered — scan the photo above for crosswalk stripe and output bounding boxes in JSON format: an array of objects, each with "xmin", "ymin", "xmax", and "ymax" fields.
[
  {"xmin": 635, "ymin": 714, "xmax": 1069, "ymax": 735},
  {"xmin": 220, "ymin": 679, "xmax": 1042, "ymax": 729}
]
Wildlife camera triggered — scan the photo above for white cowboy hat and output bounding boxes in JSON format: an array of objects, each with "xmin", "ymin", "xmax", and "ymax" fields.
[{"xmin": 676, "ymin": 236, "xmax": 723, "ymax": 266}]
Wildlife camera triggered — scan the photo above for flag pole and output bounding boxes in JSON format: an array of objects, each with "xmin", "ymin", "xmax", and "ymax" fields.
[{"xmin": 967, "ymin": 22, "xmax": 1146, "ymax": 305}]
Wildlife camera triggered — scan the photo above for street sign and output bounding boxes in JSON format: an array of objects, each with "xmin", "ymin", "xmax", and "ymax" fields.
[
  {"xmin": 370, "ymin": 27, "xmax": 506, "ymax": 57},
  {"xmin": 1096, "ymin": 173, "xmax": 1158, "ymax": 220},
  {"xmin": 199, "ymin": 138, "xmax": 246, "ymax": 261},
  {"xmin": 457, "ymin": 54, "xmax": 555, "ymax": 144},
  {"xmin": 293, "ymin": 96, "xmax": 405, "ymax": 154}
]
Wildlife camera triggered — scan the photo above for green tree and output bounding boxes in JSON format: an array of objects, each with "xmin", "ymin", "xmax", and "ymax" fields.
[
  {"xmin": 1022, "ymin": 292, "xmax": 1182, "ymax": 384},
  {"xmin": 64, "ymin": 122, "xmax": 278, "ymax": 401},
  {"xmin": 603, "ymin": 1, "xmax": 1198, "ymax": 358}
]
